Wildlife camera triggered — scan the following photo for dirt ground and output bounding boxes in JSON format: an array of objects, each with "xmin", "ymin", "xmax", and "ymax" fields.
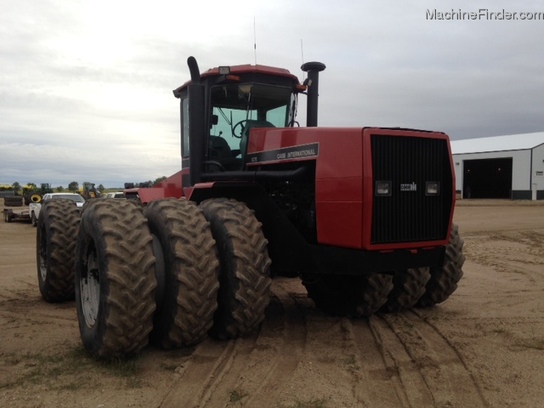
[{"xmin": 1, "ymin": 199, "xmax": 543, "ymax": 408}]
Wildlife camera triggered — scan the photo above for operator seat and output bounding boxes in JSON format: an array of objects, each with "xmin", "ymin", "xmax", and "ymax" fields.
[
  {"xmin": 239, "ymin": 120, "xmax": 275, "ymax": 165},
  {"xmin": 208, "ymin": 136, "xmax": 240, "ymax": 171}
]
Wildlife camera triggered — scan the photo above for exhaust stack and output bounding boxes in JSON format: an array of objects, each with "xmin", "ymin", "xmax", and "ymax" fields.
[{"xmin": 301, "ymin": 61, "xmax": 326, "ymax": 127}]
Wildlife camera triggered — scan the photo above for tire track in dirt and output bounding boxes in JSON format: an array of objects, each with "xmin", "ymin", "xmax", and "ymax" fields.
[
  {"xmin": 159, "ymin": 336, "xmax": 251, "ymax": 408},
  {"xmin": 159, "ymin": 278, "xmax": 306, "ymax": 408},
  {"xmin": 159, "ymin": 278, "xmax": 488, "ymax": 408},
  {"xmin": 343, "ymin": 317, "xmax": 431, "ymax": 407},
  {"xmin": 368, "ymin": 310, "xmax": 488, "ymax": 408},
  {"xmin": 240, "ymin": 280, "xmax": 306, "ymax": 407}
]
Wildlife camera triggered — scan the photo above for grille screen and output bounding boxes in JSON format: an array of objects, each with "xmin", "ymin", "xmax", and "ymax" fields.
[{"xmin": 371, "ymin": 134, "xmax": 453, "ymax": 244}]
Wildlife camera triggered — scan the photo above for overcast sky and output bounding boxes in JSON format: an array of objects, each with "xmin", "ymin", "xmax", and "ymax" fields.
[{"xmin": 1, "ymin": 0, "xmax": 543, "ymax": 188}]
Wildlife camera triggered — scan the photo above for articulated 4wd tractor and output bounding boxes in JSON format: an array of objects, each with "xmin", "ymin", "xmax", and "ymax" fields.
[{"xmin": 36, "ymin": 56, "xmax": 464, "ymax": 358}]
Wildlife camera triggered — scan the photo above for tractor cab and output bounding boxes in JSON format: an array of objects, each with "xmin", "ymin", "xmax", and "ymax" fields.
[{"xmin": 173, "ymin": 60, "xmax": 306, "ymax": 184}]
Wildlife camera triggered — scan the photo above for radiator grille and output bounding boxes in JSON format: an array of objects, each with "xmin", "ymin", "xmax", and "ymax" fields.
[{"xmin": 371, "ymin": 134, "xmax": 453, "ymax": 244}]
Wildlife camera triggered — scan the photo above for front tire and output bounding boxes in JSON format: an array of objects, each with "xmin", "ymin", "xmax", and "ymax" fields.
[
  {"xmin": 36, "ymin": 200, "xmax": 81, "ymax": 302},
  {"xmin": 75, "ymin": 200, "xmax": 157, "ymax": 358},
  {"xmin": 200, "ymin": 198, "xmax": 272, "ymax": 339},
  {"xmin": 417, "ymin": 224, "xmax": 465, "ymax": 307},
  {"xmin": 302, "ymin": 273, "xmax": 394, "ymax": 317},
  {"xmin": 381, "ymin": 267, "xmax": 431, "ymax": 312},
  {"xmin": 144, "ymin": 199, "xmax": 220, "ymax": 349}
]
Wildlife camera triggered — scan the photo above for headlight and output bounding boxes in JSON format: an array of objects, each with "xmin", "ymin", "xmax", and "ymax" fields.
[
  {"xmin": 375, "ymin": 181, "xmax": 392, "ymax": 196},
  {"xmin": 425, "ymin": 181, "xmax": 440, "ymax": 196}
]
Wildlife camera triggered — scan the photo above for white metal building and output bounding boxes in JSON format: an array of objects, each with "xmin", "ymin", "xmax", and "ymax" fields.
[{"xmin": 450, "ymin": 131, "xmax": 544, "ymax": 200}]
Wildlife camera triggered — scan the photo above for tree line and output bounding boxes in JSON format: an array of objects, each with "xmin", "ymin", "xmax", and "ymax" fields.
[{"xmin": 0, "ymin": 177, "xmax": 168, "ymax": 195}]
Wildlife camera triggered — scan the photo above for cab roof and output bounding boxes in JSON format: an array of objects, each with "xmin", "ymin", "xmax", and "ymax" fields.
[
  {"xmin": 173, "ymin": 63, "xmax": 301, "ymax": 97},
  {"xmin": 201, "ymin": 64, "xmax": 299, "ymax": 81}
]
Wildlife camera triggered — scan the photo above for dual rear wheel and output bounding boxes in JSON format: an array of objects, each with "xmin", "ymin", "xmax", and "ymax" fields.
[
  {"xmin": 37, "ymin": 197, "xmax": 462, "ymax": 357},
  {"xmin": 37, "ymin": 197, "xmax": 271, "ymax": 358}
]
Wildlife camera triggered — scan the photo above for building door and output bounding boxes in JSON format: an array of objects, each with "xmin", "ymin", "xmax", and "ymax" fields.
[{"xmin": 463, "ymin": 158, "xmax": 513, "ymax": 198}]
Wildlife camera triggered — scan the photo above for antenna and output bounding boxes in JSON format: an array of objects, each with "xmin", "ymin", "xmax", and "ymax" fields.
[{"xmin": 253, "ymin": 17, "xmax": 257, "ymax": 64}]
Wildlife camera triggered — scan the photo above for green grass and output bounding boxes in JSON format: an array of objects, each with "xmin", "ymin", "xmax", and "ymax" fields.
[
  {"xmin": 0, "ymin": 349, "xmax": 87, "ymax": 390},
  {"xmin": 0, "ymin": 345, "xmax": 145, "ymax": 391},
  {"xmin": 228, "ymin": 388, "xmax": 249, "ymax": 404},
  {"xmin": 97, "ymin": 356, "xmax": 139, "ymax": 377}
]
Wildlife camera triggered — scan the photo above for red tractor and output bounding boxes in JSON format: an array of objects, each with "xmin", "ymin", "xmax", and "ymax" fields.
[{"xmin": 36, "ymin": 56, "xmax": 464, "ymax": 358}]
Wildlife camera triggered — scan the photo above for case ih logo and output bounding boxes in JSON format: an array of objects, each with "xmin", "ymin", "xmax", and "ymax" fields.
[{"xmin": 400, "ymin": 182, "xmax": 417, "ymax": 192}]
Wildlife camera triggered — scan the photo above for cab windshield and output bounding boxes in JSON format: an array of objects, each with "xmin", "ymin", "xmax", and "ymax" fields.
[{"xmin": 209, "ymin": 83, "xmax": 295, "ymax": 154}]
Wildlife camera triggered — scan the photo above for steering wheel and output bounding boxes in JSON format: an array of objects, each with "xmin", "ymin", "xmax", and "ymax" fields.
[
  {"xmin": 204, "ymin": 160, "xmax": 226, "ymax": 172},
  {"xmin": 232, "ymin": 119, "xmax": 249, "ymax": 139}
]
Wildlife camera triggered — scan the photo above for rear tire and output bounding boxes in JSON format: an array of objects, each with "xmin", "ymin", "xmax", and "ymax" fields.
[
  {"xmin": 200, "ymin": 198, "xmax": 272, "ymax": 339},
  {"xmin": 417, "ymin": 224, "xmax": 465, "ymax": 307},
  {"xmin": 75, "ymin": 200, "xmax": 157, "ymax": 358},
  {"xmin": 302, "ymin": 273, "xmax": 394, "ymax": 317},
  {"xmin": 144, "ymin": 199, "xmax": 220, "ymax": 349},
  {"xmin": 381, "ymin": 267, "xmax": 431, "ymax": 312},
  {"xmin": 36, "ymin": 200, "xmax": 81, "ymax": 302}
]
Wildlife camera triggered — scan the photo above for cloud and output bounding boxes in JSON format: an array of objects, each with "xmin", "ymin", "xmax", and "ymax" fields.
[{"xmin": 1, "ymin": 0, "xmax": 544, "ymax": 186}]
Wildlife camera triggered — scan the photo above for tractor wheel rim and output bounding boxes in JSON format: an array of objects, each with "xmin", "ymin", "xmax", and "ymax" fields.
[
  {"xmin": 38, "ymin": 252, "xmax": 47, "ymax": 281},
  {"xmin": 38, "ymin": 229, "xmax": 47, "ymax": 281},
  {"xmin": 81, "ymin": 245, "xmax": 100, "ymax": 328}
]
